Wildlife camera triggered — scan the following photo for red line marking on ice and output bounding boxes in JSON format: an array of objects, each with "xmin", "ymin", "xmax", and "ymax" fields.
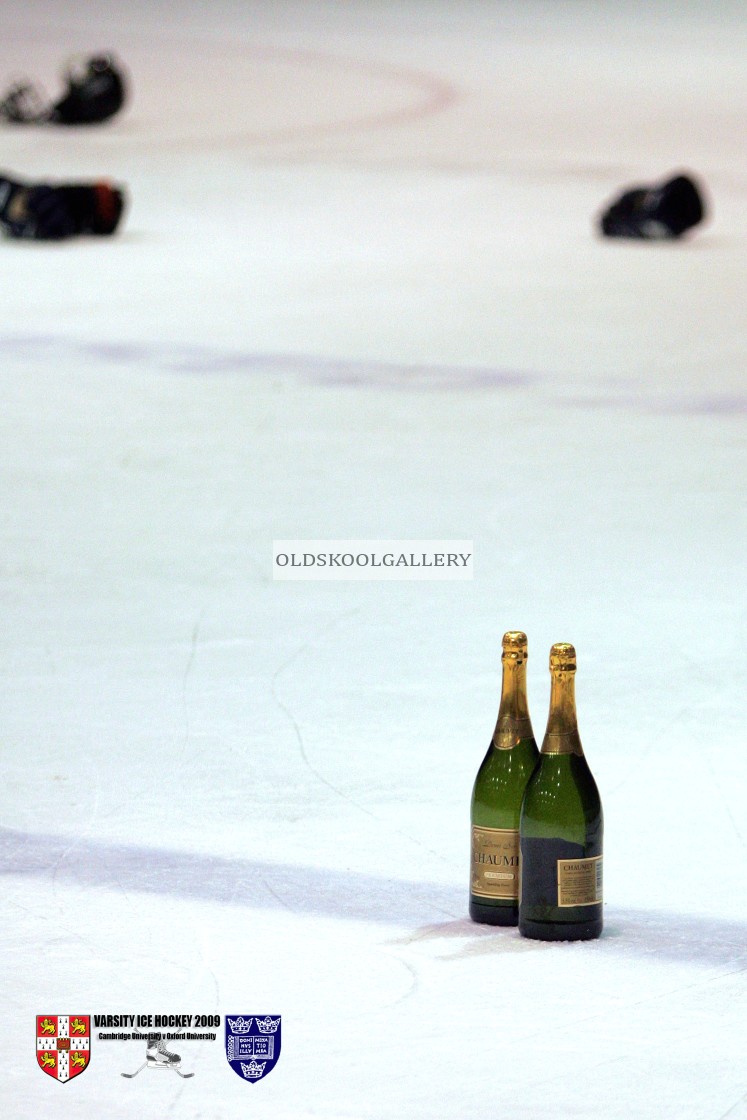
[
  {"xmin": 2, "ymin": 27, "xmax": 459, "ymax": 147},
  {"xmin": 226, "ymin": 43, "xmax": 460, "ymax": 148}
]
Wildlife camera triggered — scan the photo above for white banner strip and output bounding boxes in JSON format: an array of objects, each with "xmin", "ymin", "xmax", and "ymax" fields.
[{"xmin": 273, "ymin": 540, "xmax": 474, "ymax": 581}]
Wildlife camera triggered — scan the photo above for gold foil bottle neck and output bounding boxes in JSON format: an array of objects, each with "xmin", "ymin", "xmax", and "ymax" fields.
[
  {"xmin": 549, "ymin": 642, "xmax": 576, "ymax": 673},
  {"xmin": 502, "ymin": 630, "xmax": 528, "ymax": 665},
  {"xmin": 542, "ymin": 642, "xmax": 582, "ymax": 755},
  {"xmin": 493, "ymin": 631, "xmax": 532, "ymax": 747}
]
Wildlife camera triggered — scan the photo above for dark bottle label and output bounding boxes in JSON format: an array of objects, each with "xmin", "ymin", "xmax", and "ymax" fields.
[{"xmin": 520, "ymin": 837, "xmax": 602, "ymax": 913}]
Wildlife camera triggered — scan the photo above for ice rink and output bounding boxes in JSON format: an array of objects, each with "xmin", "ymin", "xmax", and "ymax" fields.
[{"xmin": 2, "ymin": 2, "xmax": 746, "ymax": 1117}]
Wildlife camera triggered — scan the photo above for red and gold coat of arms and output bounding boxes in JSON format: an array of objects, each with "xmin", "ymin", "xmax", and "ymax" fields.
[{"xmin": 36, "ymin": 1015, "xmax": 90, "ymax": 1081}]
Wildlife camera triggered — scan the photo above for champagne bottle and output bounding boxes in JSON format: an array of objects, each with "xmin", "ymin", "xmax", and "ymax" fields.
[
  {"xmin": 470, "ymin": 631, "xmax": 539, "ymax": 926},
  {"xmin": 519, "ymin": 643, "xmax": 603, "ymax": 941}
]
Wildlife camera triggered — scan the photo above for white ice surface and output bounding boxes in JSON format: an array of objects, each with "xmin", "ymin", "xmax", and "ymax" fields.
[{"xmin": 1, "ymin": 2, "xmax": 746, "ymax": 1118}]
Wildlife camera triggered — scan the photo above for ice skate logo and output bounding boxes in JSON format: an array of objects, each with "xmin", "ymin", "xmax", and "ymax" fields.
[
  {"xmin": 225, "ymin": 1014, "xmax": 281, "ymax": 1084},
  {"xmin": 36, "ymin": 1015, "xmax": 90, "ymax": 1082},
  {"xmin": 121, "ymin": 1037, "xmax": 194, "ymax": 1080}
]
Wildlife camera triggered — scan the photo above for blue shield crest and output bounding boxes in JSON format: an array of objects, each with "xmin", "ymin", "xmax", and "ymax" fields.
[{"xmin": 225, "ymin": 1015, "xmax": 281, "ymax": 1083}]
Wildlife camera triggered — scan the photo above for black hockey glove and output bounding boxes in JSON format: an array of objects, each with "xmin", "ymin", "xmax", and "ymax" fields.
[
  {"xmin": 0, "ymin": 176, "xmax": 125, "ymax": 240},
  {"xmin": 599, "ymin": 173, "xmax": 706, "ymax": 240},
  {"xmin": 0, "ymin": 54, "xmax": 126, "ymax": 125}
]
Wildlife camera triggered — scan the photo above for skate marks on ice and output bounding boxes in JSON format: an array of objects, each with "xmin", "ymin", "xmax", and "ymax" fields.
[
  {"xmin": 386, "ymin": 906, "xmax": 747, "ymax": 975},
  {"xmin": 715, "ymin": 1095, "xmax": 747, "ymax": 1120},
  {"xmin": 2, "ymin": 334, "xmax": 745, "ymax": 414},
  {"xmin": 3, "ymin": 827, "xmax": 747, "ymax": 971},
  {"xmin": 390, "ymin": 909, "xmax": 747, "ymax": 972},
  {"xmin": 271, "ymin": 615, "xmax": 455, "ymax": 876}
]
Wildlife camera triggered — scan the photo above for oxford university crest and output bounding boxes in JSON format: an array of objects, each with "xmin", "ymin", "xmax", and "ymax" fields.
[{"xmin": 225, "ymin": 1015, "xmax": 281, "ymax": 1083}]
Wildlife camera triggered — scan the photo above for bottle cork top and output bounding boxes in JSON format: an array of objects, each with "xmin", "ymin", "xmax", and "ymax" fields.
[
  {"xmin": 549, "ymin": 642, "xmax": 576, "ymax": 671},
  {"xmin": 502, "ymin": 631, "xmax": 528, "ymax": 662}
]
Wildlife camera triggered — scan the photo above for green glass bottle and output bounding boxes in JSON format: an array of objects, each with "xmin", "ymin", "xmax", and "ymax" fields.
[
  {"xmin": 519, "ymin": 643, "xmax": 603, "ymax": 941},
  {"xmin": 469, "ymin": 631, "xmax": 539, "ymax": 926}
]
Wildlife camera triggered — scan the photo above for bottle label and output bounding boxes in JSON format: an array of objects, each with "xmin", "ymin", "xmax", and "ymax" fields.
[
  {"xmin": 471, "ymin": 827, "xmax": 520, "ymax": 899},
  {"xmin": 493, "ymin": 716, "xmax": 533, "ymax": 751},
  {"xmin": 557, "ymin": 856, "xmax": 603, "ymax": 907},
  {"xmin": 541, "ymin": 731, "xmax": 584, "ymax": 756}
]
